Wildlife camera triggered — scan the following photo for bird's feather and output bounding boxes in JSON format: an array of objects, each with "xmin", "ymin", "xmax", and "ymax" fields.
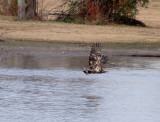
[{"xmin": 102, "ymin": 55, "xmax": 108, "ymax": 65}]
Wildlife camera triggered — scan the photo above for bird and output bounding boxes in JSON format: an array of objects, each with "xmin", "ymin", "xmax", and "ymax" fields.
[{"xmin": 83, "ymin": 43, "xmax": 108, "ymax": 75}]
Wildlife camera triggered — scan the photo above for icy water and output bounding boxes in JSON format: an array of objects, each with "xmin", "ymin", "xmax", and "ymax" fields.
[{"xmin": 0, "ymin": 55, "xmax": 160, "ymax": 122}]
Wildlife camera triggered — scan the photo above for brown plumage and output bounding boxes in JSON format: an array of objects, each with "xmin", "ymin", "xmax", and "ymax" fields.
[{"xmin": 83, "ymin": 43, "xmax": 108, "ymax": 75}]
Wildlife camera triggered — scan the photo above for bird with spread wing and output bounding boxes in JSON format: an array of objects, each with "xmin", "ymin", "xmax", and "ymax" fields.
[{"xmin": 83, "ymin": 43, "xmax": 108, "ymax": 75}]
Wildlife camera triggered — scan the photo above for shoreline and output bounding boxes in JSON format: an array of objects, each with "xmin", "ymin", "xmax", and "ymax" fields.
[{"xmin": 0, "ymin": 40, "xmax": 160, "ymax": 57}]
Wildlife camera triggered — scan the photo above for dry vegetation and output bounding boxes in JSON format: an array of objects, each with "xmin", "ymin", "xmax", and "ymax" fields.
[{"xmin": 0, "ymin": 1, "xmax": 160, "ymax": 44}]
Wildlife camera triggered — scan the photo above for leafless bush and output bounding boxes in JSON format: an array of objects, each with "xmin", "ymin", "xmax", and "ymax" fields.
[{"xmin": 37, "ymin": 0, "xmax": 73, "ymax": 20}]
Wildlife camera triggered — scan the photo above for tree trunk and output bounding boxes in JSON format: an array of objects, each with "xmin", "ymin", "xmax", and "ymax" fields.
[
  {"xmin": 18, "ymin": 0, "xmax": 37, "ymax": 20},
  {"xmin": 18, "ymin": 0, "xmax": 26, "ymax": 20},
  {"xmin": 26, "ymin": 0, "xmax": 37, "ymax": 19}
]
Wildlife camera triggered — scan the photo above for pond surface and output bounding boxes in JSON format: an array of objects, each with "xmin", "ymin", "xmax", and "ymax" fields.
[{"xmin": 0, "ymin": 55, "xmax": 160, "ymax": 122}]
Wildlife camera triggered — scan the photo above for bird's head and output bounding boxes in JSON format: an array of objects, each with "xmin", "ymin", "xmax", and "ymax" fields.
[
  {"xmin": 82, "ymin": 65, "xmax": 89, "ymax": 75},
  {"xmin": 83, "ymin": 70, "xmax": 89, "ymax": 75}
]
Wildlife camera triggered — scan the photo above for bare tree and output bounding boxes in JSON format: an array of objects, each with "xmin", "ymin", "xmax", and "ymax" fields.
[
  {"xmin": 18, "ymin": 0, "xmax": 26, "ymax": 20},
  {"xmin": 18, "ymin": 0, "xmax": 37, "ymax": 20}
]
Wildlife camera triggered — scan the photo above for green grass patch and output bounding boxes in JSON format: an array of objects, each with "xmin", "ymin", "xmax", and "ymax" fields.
[
  {"xmin": 152, "ymin": 0, "xmax": 160, "ymax": 2},
  {"xmin": 0, "ymin": 39, "xmax": 160, "ymax": 51},
  {"xmin": 102, "ymin": 41, "xmax": 160, "ymax": 50}
]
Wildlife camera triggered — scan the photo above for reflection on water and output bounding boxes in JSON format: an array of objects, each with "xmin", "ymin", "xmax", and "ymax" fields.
[
  {"xmin": 0, "ymin": 55, "xmax": 160, "ymax": 122},
  {"xmin": 1, "ymin": 55, "xmax": 160, "ymax": 70}
]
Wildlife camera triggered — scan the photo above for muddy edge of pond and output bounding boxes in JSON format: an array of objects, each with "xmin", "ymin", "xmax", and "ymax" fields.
[{"xmin": 0, "ymin": 40, "xmax": 160, "ymax": 57}]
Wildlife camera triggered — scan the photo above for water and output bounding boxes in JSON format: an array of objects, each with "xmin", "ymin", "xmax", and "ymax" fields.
[{"xmin": 0, "ymin": 55, "xmax": 160, "ymax": 122}]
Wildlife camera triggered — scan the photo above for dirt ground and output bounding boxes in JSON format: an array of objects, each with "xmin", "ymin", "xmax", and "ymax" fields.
[{"xmin": 0, "ymin": 1, "xmax": 160, "ymax": 44}]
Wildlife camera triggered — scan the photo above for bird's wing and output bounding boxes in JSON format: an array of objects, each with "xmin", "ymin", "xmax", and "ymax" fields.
[
  {"xmin": 89, "ymin": 54, "xmax": 96, "ymax": 69},
  {"xmin": 102, "ymin": 55, "xmax": 108, "ymax": 65},
  {"xmin": 89, "ymin": 43, "xmax": 102, "ymax": 70},
  {"xmin": 90, "ymin": 43, "xmax": 101, "ymax": 55}
]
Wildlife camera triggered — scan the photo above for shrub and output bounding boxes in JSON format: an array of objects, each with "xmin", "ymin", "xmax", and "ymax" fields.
[
  {"xmin": 58, "ymin": 0, "xmax": 149, "ymax": 26},
  {"xmin": 9, "ymin": 0, "xmax": 18, "ymax": 16},
  {"xmin": 0, "ymin": 0, "xmax": 18, "ymax": 16}
]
